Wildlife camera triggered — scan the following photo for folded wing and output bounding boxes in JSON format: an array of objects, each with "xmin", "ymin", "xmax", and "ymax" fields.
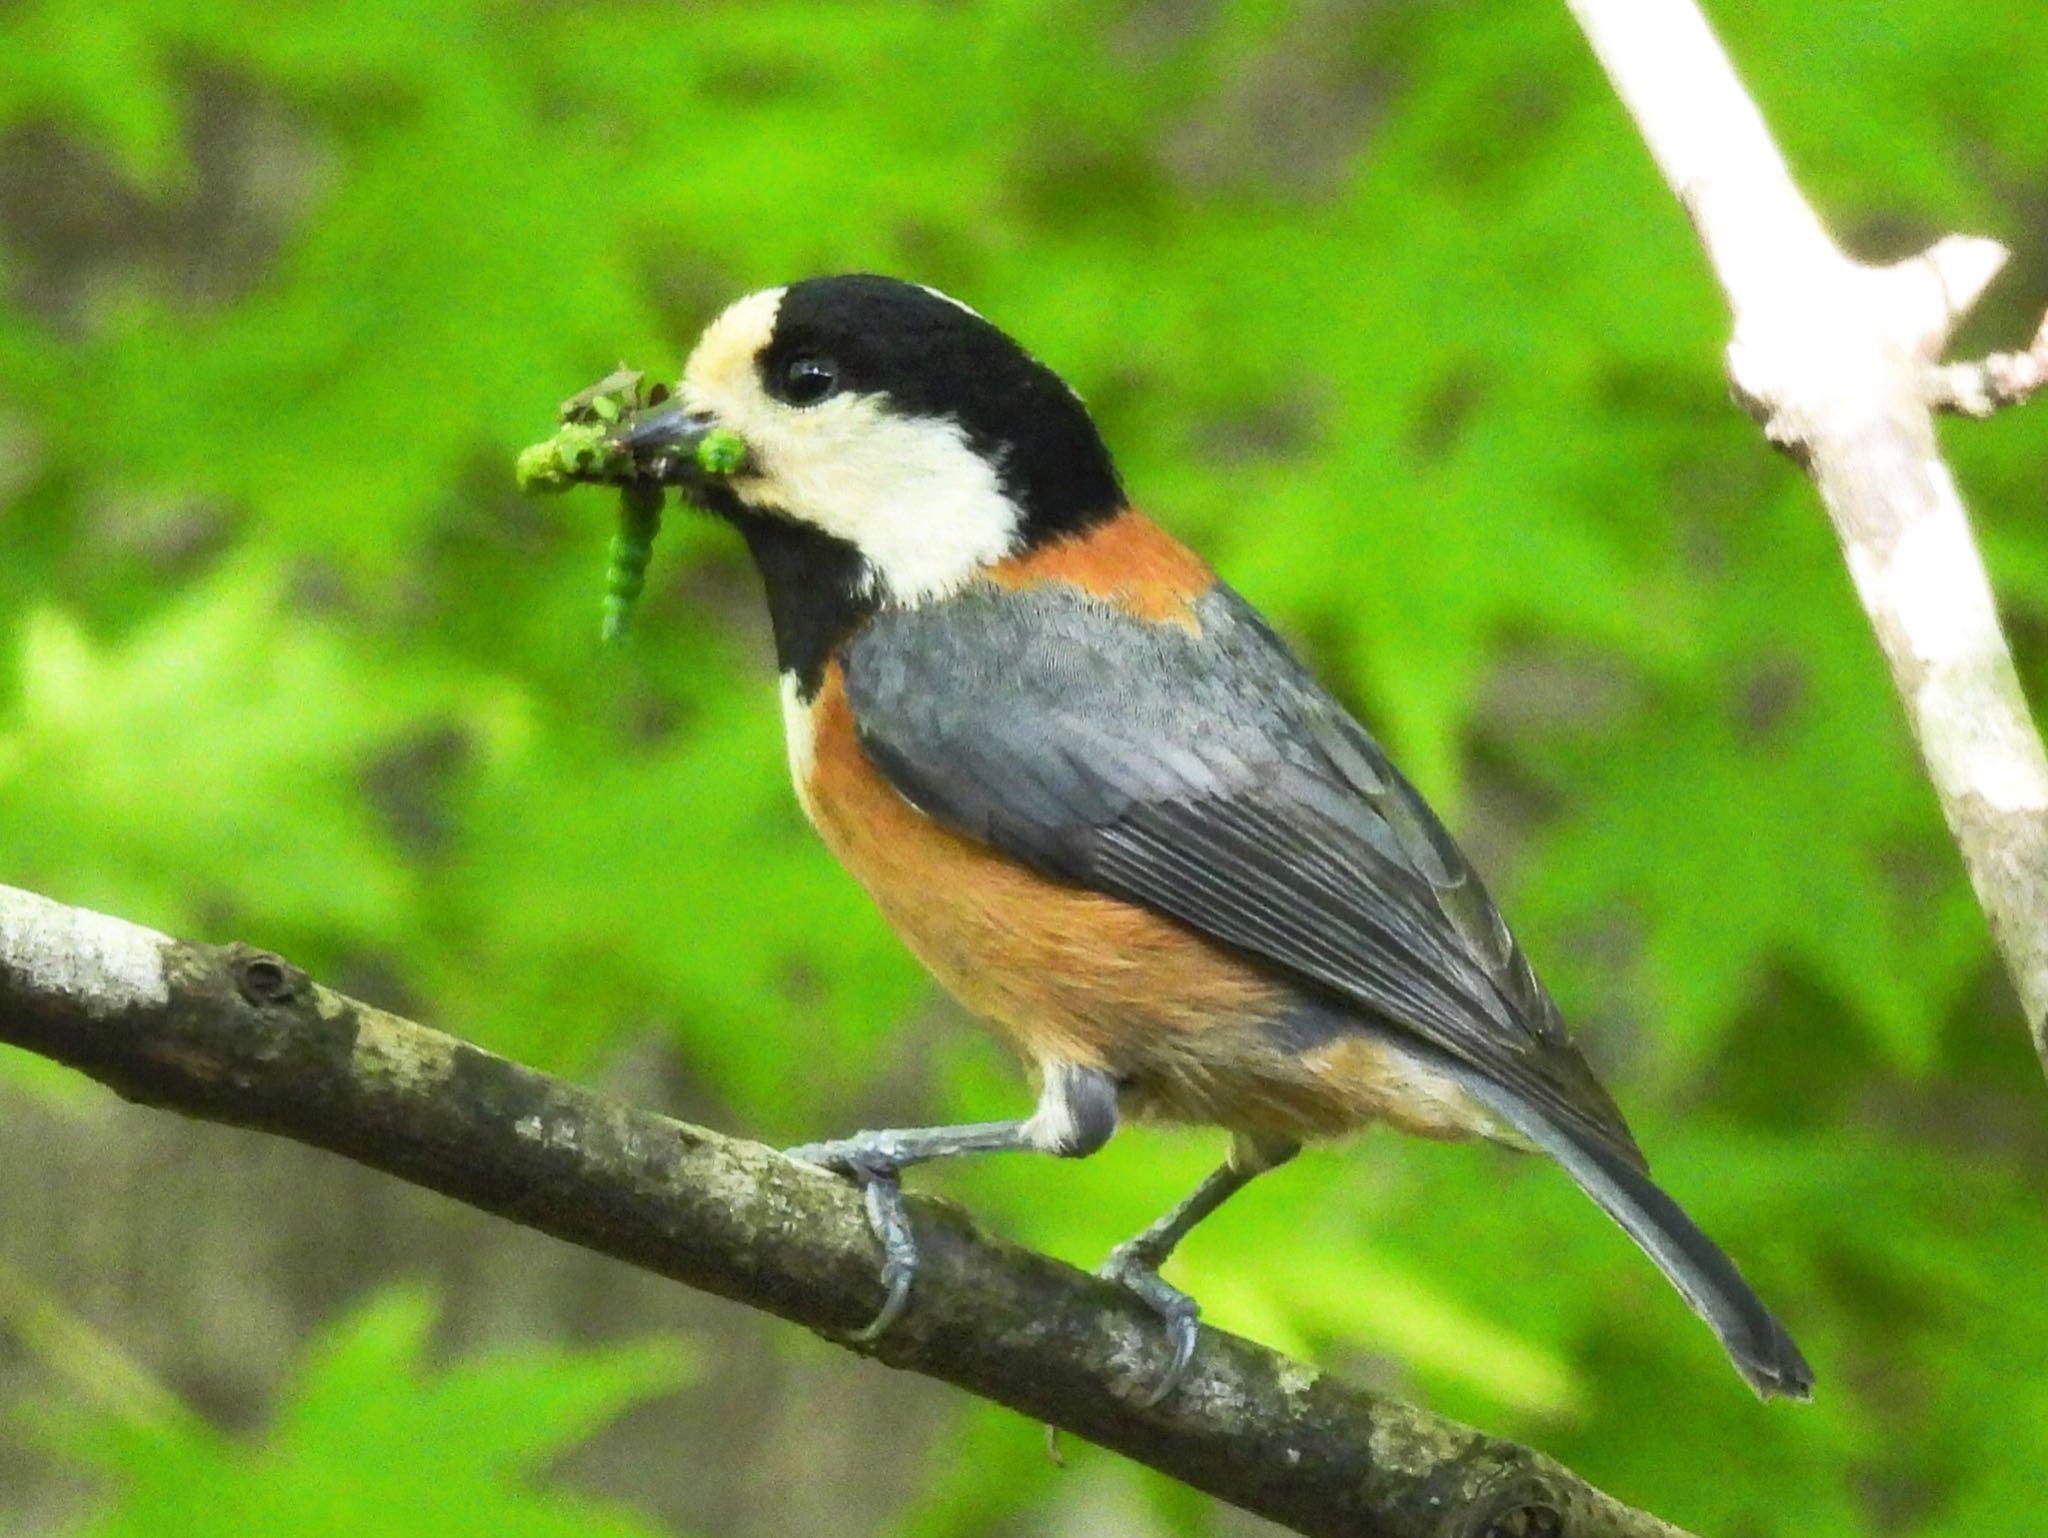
[{"xmin": 842, "ymin": 580, "xmax": 1644, "ymax": 1172}]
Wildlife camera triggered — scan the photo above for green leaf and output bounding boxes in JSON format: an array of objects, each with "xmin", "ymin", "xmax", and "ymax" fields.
[{"xmin": 39, "ymin": 1288, "xmax": 693, "ymax": 1538}]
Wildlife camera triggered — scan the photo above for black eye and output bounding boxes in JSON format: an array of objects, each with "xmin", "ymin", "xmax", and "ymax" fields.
[{"xmin": 778, "ymin": 354, "xmax": 840, "ymax": 407}]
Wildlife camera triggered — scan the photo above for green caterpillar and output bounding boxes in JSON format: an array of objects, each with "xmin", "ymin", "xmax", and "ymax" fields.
[
  {"xmin": 601, "ymin": 481, "xmax": 665, "ymax": 645},
  {"xmin": 695, "ymin": 426, "xmax": 747, "ymax": 477},
  {"xmin": 515, "ymin": 369, "xmax": 748, "ymax": 644}
]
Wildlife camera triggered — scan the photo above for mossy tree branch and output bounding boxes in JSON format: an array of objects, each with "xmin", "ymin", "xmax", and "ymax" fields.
[{"xmin": 0, "ymin": 882, "xmax": 1690, "ymax": 1538}]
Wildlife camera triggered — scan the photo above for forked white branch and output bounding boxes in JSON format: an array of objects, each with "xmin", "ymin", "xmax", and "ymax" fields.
[{"xmin": 1567, "ymin": 0, "xmax": 2048, "ymax": 1072}]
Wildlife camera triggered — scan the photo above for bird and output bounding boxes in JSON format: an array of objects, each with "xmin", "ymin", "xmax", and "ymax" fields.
[{"xmin": 606, "ymin": 272, "xmax": 1814, "ymax": 1405}]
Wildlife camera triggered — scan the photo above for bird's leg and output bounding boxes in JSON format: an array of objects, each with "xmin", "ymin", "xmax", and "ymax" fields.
[
  {"xmin": 786, "ymin": 1119, "xmax": 1031, "ymax": 1342},
  {"xmin": 1100, "ymin": 1132, "xmax": 1299, "ymax": 1406},
  {"xmin": 786, "ymin": 1062, "xmax": 1118, "ymax": 1340}
]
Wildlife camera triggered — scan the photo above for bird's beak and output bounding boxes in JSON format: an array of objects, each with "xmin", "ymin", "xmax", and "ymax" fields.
[{"xmin": 608, "ymin": 406, "xmax": 747, "ymax": 486}]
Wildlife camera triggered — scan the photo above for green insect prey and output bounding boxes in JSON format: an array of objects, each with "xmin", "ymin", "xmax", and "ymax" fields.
[
  {"xmin": 602, "ymin": 481, "xmax": 664, "ymax": 644},
  {"xmin": 514, "ymin": 368, "xmax": 747, "ymax": 643},
  {"xmin": 695, "ymin": 426, "xmax": 748, "ymax": 477}
]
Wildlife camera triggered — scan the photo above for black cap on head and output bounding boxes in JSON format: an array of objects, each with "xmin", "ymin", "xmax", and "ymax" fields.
[{"xmin": 767, "ymin": 274, "xmax": 1124, "ymax": 540}]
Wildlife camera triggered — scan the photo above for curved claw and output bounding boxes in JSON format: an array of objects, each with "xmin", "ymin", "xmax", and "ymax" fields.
[
  {"xmin": 849, "ymin": 1172, "xmax": 917, "ymax": 1341},
  {"xmin": 786, "ymin": 1139, "xmax": 920, "ymax": 1341},
  {"xmin": 1100, "ymin": 1245, "xmax": 1203, "ymax": 1406}
]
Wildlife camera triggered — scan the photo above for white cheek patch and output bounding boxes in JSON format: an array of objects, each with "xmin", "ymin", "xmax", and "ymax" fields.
[
  {"xmin": 733, "ymin": 394, "xmax": 1022, "ymax": 604},
  {"xmin": 681, "ymin": 286, "xmax": 1025, "ymax": 606}
]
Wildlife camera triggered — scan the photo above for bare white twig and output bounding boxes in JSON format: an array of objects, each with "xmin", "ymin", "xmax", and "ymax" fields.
[
  {"xmin": 1926, "ymin": 312, "xmax": 2048, "ymax": 418},
  {"xmin": 1564, "ymin": 0, "xmax": 2048, "ymax": 1072}
]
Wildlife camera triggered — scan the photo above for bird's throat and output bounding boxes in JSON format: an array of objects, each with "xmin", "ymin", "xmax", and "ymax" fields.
[{"xmin": 730, "ymin": 509, "xmax": 877, "ymax": 699}]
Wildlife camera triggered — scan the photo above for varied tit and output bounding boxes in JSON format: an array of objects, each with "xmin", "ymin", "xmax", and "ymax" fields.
[{"xmin": 613, "ymin": 273, "xmax": 1813, "ymax": 1404}]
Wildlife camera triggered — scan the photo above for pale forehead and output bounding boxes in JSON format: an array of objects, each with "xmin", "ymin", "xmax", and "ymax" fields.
[
  {"xmin": 685, "ymin": 286, "xmax": 785, "ymax": 391},
  {"xmin": 685, "ymin": 281, "xmax": 984, "ymax": 389}
]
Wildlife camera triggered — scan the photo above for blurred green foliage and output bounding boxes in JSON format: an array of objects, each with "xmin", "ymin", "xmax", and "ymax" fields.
[
  {"xmin": 2, "ymin": 0, "xmax": 2046, "ymax": 1534},
  {"xmin": 32, "ymin": 1288, "xmax": 693, "ymax": 1538}
]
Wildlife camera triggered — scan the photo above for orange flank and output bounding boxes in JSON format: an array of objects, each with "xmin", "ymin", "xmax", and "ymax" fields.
[{"xmin": 987, "ymin": 508, "xmax": 1213, "ymax": 629}]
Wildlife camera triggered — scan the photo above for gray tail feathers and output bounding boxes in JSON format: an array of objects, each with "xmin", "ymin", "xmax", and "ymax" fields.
[{"xmin": 1463, "ymin": 1078, "xmax": 1814, "ymax": 1401}]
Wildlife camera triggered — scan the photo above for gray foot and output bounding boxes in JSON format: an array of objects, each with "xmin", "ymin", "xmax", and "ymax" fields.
[
  {"xmin": 1099, "ymin": 1241, "xmax": 1201, "ymax": 1406},
  {"xmin": 786, "ymin": 1136, "xmax": 919, "ymax": 1341}
]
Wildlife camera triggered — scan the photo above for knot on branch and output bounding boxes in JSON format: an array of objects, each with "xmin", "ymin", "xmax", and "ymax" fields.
[
  {"xmin": 1479, "ymin": 1503, "xmax": 1566, "ymax": 1538},
  {"xmin": 226, "ymin": 945, "xmax": 309, "ymax": 1007},
  {"xmin": 1360, "ymin": 1430, "xmax": 1593, "ymax": 1538},
  {"xmin": 1453, "ymin": 1472, "xmax": 1572, "ymax": 1538}
]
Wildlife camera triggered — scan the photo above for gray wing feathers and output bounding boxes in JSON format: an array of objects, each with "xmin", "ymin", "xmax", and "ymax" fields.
[{"xmin": 844, "ymin": 581, "xmax": 1640, "ymax": 1168}]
